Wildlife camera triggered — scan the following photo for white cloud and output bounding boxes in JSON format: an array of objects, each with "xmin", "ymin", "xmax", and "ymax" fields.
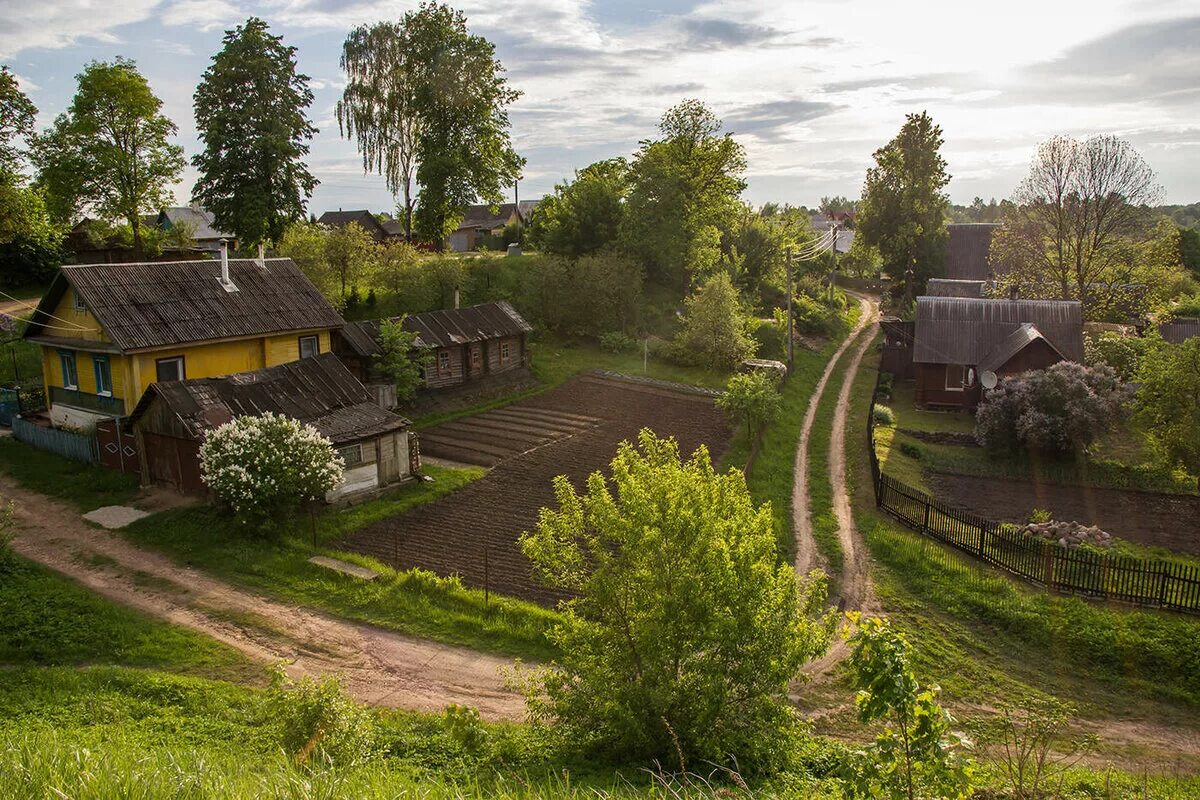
[
  {"xmin": 0, "ymin": 0, "xmax": 160, "ymax": 58},
  {"xmin": 160, "ymin": 0, "xmax": 242, "ymax": 31}
]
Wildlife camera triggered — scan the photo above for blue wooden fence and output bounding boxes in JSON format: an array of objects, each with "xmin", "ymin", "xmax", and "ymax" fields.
[{"xmin": 12, "ymin": 416, "xmax": 97, "ymax": 464}]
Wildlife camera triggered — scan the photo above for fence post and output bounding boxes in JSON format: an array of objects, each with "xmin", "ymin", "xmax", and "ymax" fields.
[
  {"xmin": 922, "ymin": 500, "xmax": 931, "ymax": 534},
  {"xmin": 1042, "ymin": 542, "xmax": 1055, "ymax": 587},
  {"xmin": 1158, "ymin": 564, "xmax": 1170, "ymax": 608}
]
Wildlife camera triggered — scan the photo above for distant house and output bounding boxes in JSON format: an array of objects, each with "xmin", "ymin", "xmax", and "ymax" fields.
[
  {"xmin": 317, "ymin": 209, "xmax": 391, "ymax": 242},
  {"xmin": 23, "ymin": 252, "xmax": 345, "ymax": 429},
  {"xmin": 925, "ymin": 278, "xmax": 987, "ymax": 299},
  {"xmin": 944, "ymin": 223, "xmax": 1002, "ymax": 282},
  {"xmin": 1159, "ymin": 317, "xmax": 1200, "ymax": 344},
  {"xmin": 153, "ymin": 205, "xmax": 236, "ymax": 253},
  {"xmin": 448, "ymin": 203, "xmax": 525, "ymax": 252},
  {"xmin": 911, "ymin": 296, "xmax": 1084, "ymax": 409},
  {"xmin": 128, "ymin": 353, "xmax": 414, "ymax": 499},
  {"xmin": 333, "ymin": 301, "xmax": 533, "ymax": 394}
]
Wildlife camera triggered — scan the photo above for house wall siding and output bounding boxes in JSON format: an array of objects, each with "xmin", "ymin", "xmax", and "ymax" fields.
[
  {"xmin": 914, "ymin": 363, "xmax": 982, "ymax": 409},
  {"xmin": 426, "ymin": 346, "xmax": 465, "ymax": 389},
  {"xmin": 996, "ymin": 339, "xmax": 1063, "ymax": 376}
]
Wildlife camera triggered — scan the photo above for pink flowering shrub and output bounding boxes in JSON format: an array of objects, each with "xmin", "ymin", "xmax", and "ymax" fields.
[{"xmin": 200, "ymin": 412, "xmax": 344, "ymax": 533}]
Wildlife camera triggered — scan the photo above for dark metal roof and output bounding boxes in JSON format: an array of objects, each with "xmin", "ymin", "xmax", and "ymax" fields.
[
  {"xmin": 24, "ymin": 258, "xmax": 344, "ymax": 352},
  {"xmin": 456, "ymin": 203, "xmax": 522, "ymax": 231},
  {"xmin": 339, "ymin": 320, "xmax": 383, "ymax": 358},
  {"xmin": 977, "ymin": 323, "xmax": 1065, "ymax": 373},
  {"xmin": 128, "ymin": 353, "xmax": 408, "ymax": 444},
  {"xmin": 944, "ymin": 223, "xmax": 1001, "ymax": 281},
  {"xmin": 926, "ymin": 278, "xmax": 986, "ymax": 298},
  {"xmin": 342, "ymin": 302, "xmax": 533, "ymax": 356},
  {"xmin": 1159, "ymin": 317, "xmax": 1200, "ymax": 344},
  {"xmin": 157, "ymin": 206, "xmax": 232, "ymax": 242},
  {"xmin": 914, "ymin": 297, "xmax": 1084, "ymax": 365},
  {"xmin": 317, "ymin": 210, "xmax": 388, "ymax": 239}
]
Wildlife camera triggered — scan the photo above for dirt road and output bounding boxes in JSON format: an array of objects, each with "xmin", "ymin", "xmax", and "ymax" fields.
[{"xmin": 1, "ymin": 475, "xmax": 525, "ymax": 720}]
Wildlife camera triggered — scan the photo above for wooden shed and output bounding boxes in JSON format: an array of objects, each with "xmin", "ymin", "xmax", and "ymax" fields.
[
  {"xmin": 128, "ymin": 353, "xmax": 415, "ymax": 500},
  {"xmin": 912, "ymin": 297, "xmax": 1084, "ymax": 409}
]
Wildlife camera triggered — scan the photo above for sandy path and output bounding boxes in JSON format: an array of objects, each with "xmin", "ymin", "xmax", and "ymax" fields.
[
  {"xmin": 793, "ymin": 296, "xmax": 874, "ymax": 576},
  {"xmin": 0, "ymin": 474, "xmax": 524, "ymax": 720}
]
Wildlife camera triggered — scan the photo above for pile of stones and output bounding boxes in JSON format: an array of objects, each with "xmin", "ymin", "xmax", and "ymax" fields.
[{"xmin": 1020, "ymin": 519, "xmax": 1113, "ymax": 549}]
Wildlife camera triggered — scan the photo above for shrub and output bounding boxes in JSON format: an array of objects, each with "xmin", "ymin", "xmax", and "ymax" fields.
[
  {"xmin": 718, "ymin": 371, "xmax": 783, "ymax": 442},
  {"xmin": 1029, "ymin": 507, "xmax": 1052, "ymax": 524},
  {"xmin": 672, "ymin": 272, "xmax": 756, "ymax": 370},
  {"xmin": 974, "ymin": 362, "xmax": 1132, "ymax": 456},
  {"xmin": 871, "ymin": 404, "xmax": 895, "ymax": 425},
  {"xmin": 267, "ymin": 664, "xmax": 378, "ymax": 769},
  {"xmin": 529, "ymin": 251, "xmax": 643, "ymax": 339},
  {"xmin": 598, "ymin": 331, "xmax": 638, "ymax": 354},
  {"xmin": 1083, "ymin": 331, "xmax": 1160, "ymax": 382},
  {"xmin": 199, "ymin": 412, "xmax": 344, "ymax": 534},
  {"xmin": 748, "ymin": 312, "xmax": 787, "ymax": 361},
  {"xmin": 898, "ymin": 441, "xmax": 922, "ymax": 460},
  {"xmin": 1135, "ymin": 337, "xmax": 1200, "ymax": 490}
]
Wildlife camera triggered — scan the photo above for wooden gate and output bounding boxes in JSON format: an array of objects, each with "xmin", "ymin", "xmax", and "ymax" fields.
[
  {"xmin": 95, "ymin": 418, "xmax": 140, "ymax": 479},
  {"xmin": 141, "ymin": 432, "xmax": 205, "ymax": 494}
]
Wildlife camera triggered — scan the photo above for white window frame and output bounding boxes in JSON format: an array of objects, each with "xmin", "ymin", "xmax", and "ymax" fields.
[
  {"xmin": 92, "ymin": 356, "xmax": 112, "ymax": 397},
  {"xmin": 59, "ymin": 351, "xmax": 78, "ymax": 390},
  {"xmin": 471, "ymin": 346, "xmax": 482, "ymax": 368},
  {"xmin": 156, "ymin": 356, "xmax": 185, "ymax": 383},
  {"xmin": 945, "ymin": 364, "xmax": 967, "ymax": 392},
  {"xmin": 72, "ymin": 290, "xmax": 86, "ymax": 313},
  {"xmin": 299, "ymin": 334, "xmax": 320, "ymax": 359},
  {"xmin": 437, "ymin": 349, "xmax": 451, "ymax": 374},
  {"xmin": 500, "ymin": 341, "xmax": 511, "ymax": 362},
  {"xmin": 337, "ymin": 443, "xmax": 363, "ymax": 466}
]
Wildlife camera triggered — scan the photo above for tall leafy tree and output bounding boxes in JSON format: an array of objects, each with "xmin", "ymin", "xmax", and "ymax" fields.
[
  {"xmin": 527, "ymin": 158, "xmax": 628, "ymax": 257},
  {"xmin": 0, "ymin": 66, "xmax": 37, "ymax": 180},
  {"xmin": 32, "ymin": 58, "xmax": 183, "ymax": 257},
  {"xmin": 385, "ymin": 3, "xmax": 523, "ymax": 245},
  {"xmin": 193, "ymin": 18, "xmax": 318, "ymax": 247},
  {"xmin": 337, "ymin": 21, "xmax": 422, "ymax": 240},
  {"xmin": 1136, "ymin": 338, "xmax": 1200, "ymax": 492},
  {"xmin": 622, "ymin": 99, "xmax": 747, "ymax": 291},
  {"xmin": 519, "ymin": 429, "xmax": 834, "ymax": 771},
  {"xmin": 856, "ymin": 111, "xmax": 950, "ymax": 297}
]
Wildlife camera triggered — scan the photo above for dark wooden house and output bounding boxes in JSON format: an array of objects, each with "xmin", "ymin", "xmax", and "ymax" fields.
[
  {"xmin": 128, "ymin": 353, "xmax": 415, "ymax": 499},
  {"xmin": 943, "ymin": 223, "xmax": 1001, "ymax": 282},
  {"xmin": 334, "ymin": 301, "xmax": 533, "ymax": 394},
  {"xmin": 912, "ymin": 296, "xmax": 1084, "ymax": 408},
  {"xmin": 925, "ymin": 278, "xmax": 987, "ymax": 298},
  {"xmin": 317, "ymin": 210, "xmax": 391, "ymax": 242}
]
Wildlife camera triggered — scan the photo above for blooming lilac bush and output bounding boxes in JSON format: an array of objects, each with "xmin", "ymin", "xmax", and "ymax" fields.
[{"xmin": 199, "ymin": 412, "xmax": 344, "ymax": 533}]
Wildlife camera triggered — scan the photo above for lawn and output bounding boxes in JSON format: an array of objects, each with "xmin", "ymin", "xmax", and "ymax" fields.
[
  {"xmin": 118, "ymin": 465, "xmax": 561, "ymax": 661},
  {"xmin": 0, "ymin": 337, "xmax": 42, "ymax": 386},
  {"xmin": 0, "ymin": 436, "xmax": 140, "ymax": 511}
]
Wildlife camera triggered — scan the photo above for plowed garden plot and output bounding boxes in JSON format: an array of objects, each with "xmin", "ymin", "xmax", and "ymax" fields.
[
  {"xmin": 420, "ymin": 406, "xmax": 602, "ymax": 466},
  {"xmin": 338, "ymin": 375, "xmax": 731, "ymax": 604}
]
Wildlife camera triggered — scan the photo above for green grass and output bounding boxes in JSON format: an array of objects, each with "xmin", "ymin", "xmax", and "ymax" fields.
[
  {"xmin": 0, "ymin": 337, "xmax": 42, "ymax": 386},
  {"xmin": 0, "ymin": 554, "xmax": 254, "ymax": 681},
  {"xmin": 530, "ymin": 335, "xmax": 730, "ymax": 390},
  {"xmin": 848, "ymin": 360, "xmax": 1200, "ymax": 719},
  {"xmin": 0, "ymin": 436, "xmax": 141, "ymax": 511},
  {"xmin": 885, "ymin": 381, "xmax": 975, "ymax": 435},
  {"xmin": 119, "ymin": 466, "xmax": 560, "ymax": 662}
]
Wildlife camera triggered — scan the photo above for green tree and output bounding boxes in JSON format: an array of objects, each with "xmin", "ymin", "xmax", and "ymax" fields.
[
  {"xmin": 0, "ymin": 66, "xmax": 37, "ymax": 180},
  {"xmin": 374, "ymin": 316, "xmax": 429, "ymax": 403},
  {"xmin": 856, "ymin": 111, "xmax": 950, "ymax": 296},
  {"xmin": 1136, "ymin": 338, "xmax": 1200, "ymax": 491},
  {"xmin": 276, "ymin": 220, "xmax": 379, "ymax": 300},
  {"xmin": 672, "ymin": 271, "xmax": 756, "ymax": 370},
  {"xmin": 32, "ymin": 58, "xmax": 183, "ymax": 258},
  {"xmin": 527, "ymin": 158, "xmax": 628, "ymax": 256},
  {"xmin": 338, "ymin": 21, "xmax": 422, "ymax": 241},
  {"xmin": 1180, "ymin": 226, "xmax": 1200, "ymax": 278},
  {"xmin": 843, "ymin": 616, "xmax": 975, "ymax": 800},
  {"xmin": 402, "ymin": 3, "xmax": 523, "ymax": 244},
  {"xmin": 530, "ymin": 251, "xmax": 643, "ymax": 338},
  {"xmin": 519, "ymin": 429, "xmax": 834, "ymax": 771},
  {"xmin": 718, "ymin": 371, "xmax": 782, "ymax": 442},
  {"xmin": 622, "ymin": 99, "xmax": 747, "ymax": 291},
  {"xmin": 192, "ymin": 18, "xmax": 318, "ymax": 247}
]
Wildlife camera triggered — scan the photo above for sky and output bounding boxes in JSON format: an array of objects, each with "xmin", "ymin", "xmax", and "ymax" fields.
[{"xmin": 3, "ymin": 0, "xmax": 1199, "ymax": 215}]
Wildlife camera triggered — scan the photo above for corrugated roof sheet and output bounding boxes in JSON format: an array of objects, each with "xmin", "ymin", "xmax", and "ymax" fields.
[
  {"xmin": 158, "ymin": 206, "xmax": 231, "ymax": 242},
  {"xmin": 914, "ymin": 296, "xmax": 1084, "ymax": 365},
  {"xmin": 977, "ymin": 323, "xmax": 1064, "ymax": 373},
  {"xmin": 456, "ymin": 203, "xmax": 521, "ymax": 230},
  {"xmin": 944, "ymin": 223, "xmax": 1000, "ymax": 281},
  {"xmin": 1159, "ymin": 317, "xmax": 1200, "ymax": 344},
  {"xmin": 926, "ymin": 278, "xmax": 986, "ymax": 298},
  {"xmin": 25, "ymin": 258, "xmax": 344, "ymax": 352},
  {"xmin": 343, "ymin": 302, "xmax": 533, "ymax": 355},
  {"xmin": 129, "ymin": 353, "xmax": 408, "ymax": 444}
]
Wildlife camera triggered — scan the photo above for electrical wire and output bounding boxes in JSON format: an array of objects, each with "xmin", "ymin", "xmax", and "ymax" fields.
[{"xmin": 0, "ymin": 289, "xmax": 93, "ymax": 332}]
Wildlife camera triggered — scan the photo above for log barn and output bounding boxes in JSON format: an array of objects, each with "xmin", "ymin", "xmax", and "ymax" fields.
[{"xmin": 128, "ymin": 353, "xmax": 416, "ymax": 500}]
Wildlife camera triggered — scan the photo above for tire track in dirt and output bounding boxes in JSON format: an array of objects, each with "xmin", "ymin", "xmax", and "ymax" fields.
[{"xmin": 0, "ymin": 475, "xmax": 524, "ymax": 720}]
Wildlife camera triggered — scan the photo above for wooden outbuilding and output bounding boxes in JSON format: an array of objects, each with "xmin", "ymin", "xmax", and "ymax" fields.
[
  {"xmin": 128, "ymin": 353, "xmax": 415, "ymax": 500},
  {"xmin": 912, "ymin": 296, "xmax": 1084, "ymax": 408}
]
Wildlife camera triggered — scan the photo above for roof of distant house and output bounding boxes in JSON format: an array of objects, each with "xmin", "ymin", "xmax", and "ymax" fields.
[
  {"xmin": 128, "ymin": 353, "xmax": 408, "ymax": 444},
  {"xmin": 317, "ymin": 210, "xmax": 388, "ymax": 238},
  {"xmin": 1159, "ymin": 317, "xmax": 1200, "ymax": 344},
  {"xmin": 913, "ymin": 296, "xmax": 1084, "ymax": 366},
  {"xmin": 456, "ymin": 203, "xmax": 523, "ymax": 231},
  {"xmin": 945, "ymin": 223, "xmax": 1001, "ymax": 281},
  {"xmin": 24, "ymin": 258, "xmax": 344, "ymax": 352},
  {"xmin": 157, "ymin": 206, "xmax": 233, "ymax": 242},
  {"xmin": 380, "ymin": 218, "xmax": 405, "ymax": 237},
  {"xmin": 926, "ymin": 278, "xmax": 987, "ymax": 298},
  {"xmin": 339, "ymin": 301, "xmax": 533, "ymax": 357}
]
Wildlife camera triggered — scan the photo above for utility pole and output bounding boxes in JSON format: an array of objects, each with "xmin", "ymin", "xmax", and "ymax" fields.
[
  {"xmin": 786, "ymin": 246, "xmax": 794, "ymax": 372},
  {"xmin": 830, "ymin": 224, "xmax": 839, "ymax": 300}
]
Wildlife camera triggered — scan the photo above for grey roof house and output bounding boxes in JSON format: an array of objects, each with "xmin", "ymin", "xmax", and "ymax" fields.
[{"xmin": 154, "ymin": 205, "xmax": 235, "ymax": 253}]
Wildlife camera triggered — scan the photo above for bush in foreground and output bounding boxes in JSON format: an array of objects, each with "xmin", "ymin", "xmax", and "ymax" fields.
[{"xmin": 519, "ymin": 429, "xmax": 836, "ymax": 773}]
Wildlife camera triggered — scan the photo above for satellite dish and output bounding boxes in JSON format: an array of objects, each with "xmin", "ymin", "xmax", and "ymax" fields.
[{"xmin": 981, "ymin": 370, "xmax": 998, "ymax": 390}]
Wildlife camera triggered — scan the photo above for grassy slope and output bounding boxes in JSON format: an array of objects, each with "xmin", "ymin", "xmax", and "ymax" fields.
[
  {"xmin": 118, "ymin": 466, "xmax": 559, "ymax": 661},
  {"xmin": 0, "ymin": 436, "xmax": 140, "ymax": 511}
]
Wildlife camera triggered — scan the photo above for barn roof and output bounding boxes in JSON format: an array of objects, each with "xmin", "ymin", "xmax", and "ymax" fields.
[
  {"xmin": 944, "ymin": 223, "xmax": 1001, "ymax": 281},
  {"xmin": 157, "ymin": 206, "xmax": 232, "ymax": 242},
  {"xmin": 913, "ymin": 296, "xmax": 1084, "ymax": 366},
  {"xmin": 341, "ymin": 301, "xmax": 533, "ymax": 356},
  {"xmin": 456, "ymin": 203, "xmax": 521, "ymax": 231},
  {"xmin": 926, "ymin": 278, "xmax": 986, "ymax": 298},
  {"xmin": 128, "ymin": 353, "xmax": 408, "ymax": 445},
  {"xmin": 976, "ymin": 323, "xmax": 1065, "ymax": 373},
  {"xmin": 24, "ymin": 258, "xmax": 344, "ymax": 352},
  {"xmin": 1158, "ymin": 317, "xmax": 1200, "ymax": 344}
]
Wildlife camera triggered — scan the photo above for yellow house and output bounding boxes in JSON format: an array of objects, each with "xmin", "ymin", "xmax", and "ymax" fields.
[{"xmin": 23, "ymin": 255, "xmax": 345, "ymax": 429}]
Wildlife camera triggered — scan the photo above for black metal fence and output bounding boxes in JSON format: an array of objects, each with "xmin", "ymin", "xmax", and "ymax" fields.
[{"xmin": 867, "ymin": 374, "xmax": 1200, "ymax": 614}]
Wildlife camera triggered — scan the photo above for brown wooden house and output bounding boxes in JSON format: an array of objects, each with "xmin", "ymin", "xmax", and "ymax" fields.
[
  {"xmin": 334, "ymin": 301, "xmax": 533, "ymax": 395},
  {"xmin": 944, "ymin": 223, "xmax": 1002, "ymax": 282},
  {"xmin": 912, "ymin": 296, "xmax": 1084, "ymax": 408},
  {"xmin": 128, "ymin": 353, "xmax": 415, "ymax": 500}
]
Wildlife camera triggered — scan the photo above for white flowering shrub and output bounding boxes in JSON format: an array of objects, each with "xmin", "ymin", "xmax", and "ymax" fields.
[{"xmin": 200, "ymin": 412, "xmax": 344, "ymax": 533}]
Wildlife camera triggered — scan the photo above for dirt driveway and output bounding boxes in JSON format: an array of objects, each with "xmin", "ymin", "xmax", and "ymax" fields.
[{"xmin": 0, "ymin": 474, "xmax": 524, "ymax": 720}]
